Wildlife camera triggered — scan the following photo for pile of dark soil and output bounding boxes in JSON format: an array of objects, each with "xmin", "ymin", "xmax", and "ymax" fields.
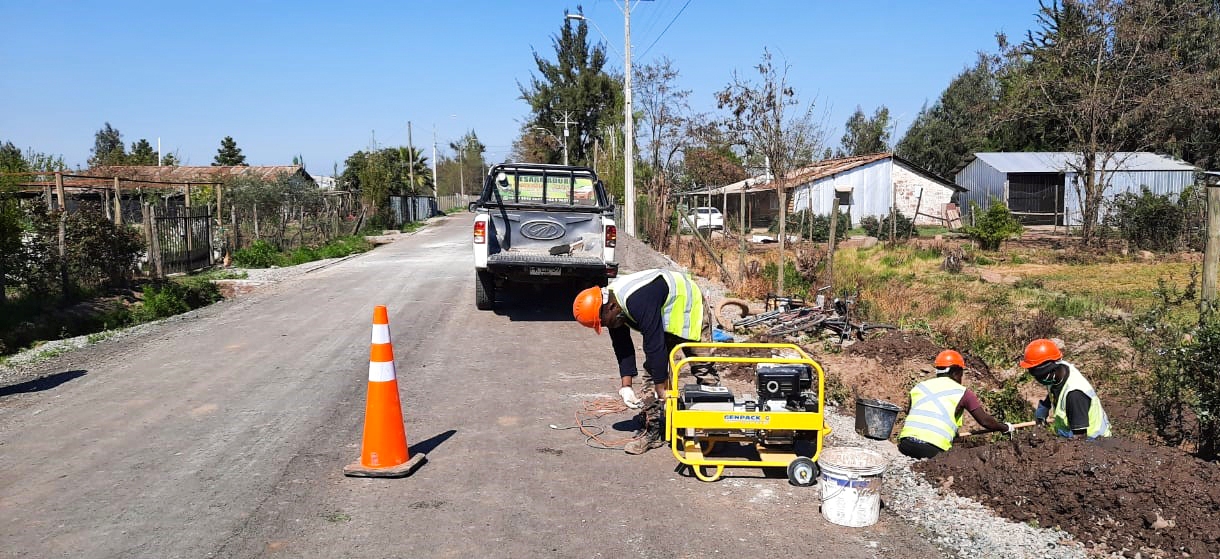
[
  {"xmin": 914, "ymin": 431, "xmax": 1220, "ymax": 557},
  {"xmin": 847, "ymin": 330, "xmax": 995, "ymax": 380}
]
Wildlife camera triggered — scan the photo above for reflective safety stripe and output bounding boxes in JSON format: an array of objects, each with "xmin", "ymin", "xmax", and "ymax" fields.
[
  {"xmin": 609, "ymin": 269, "xmax": 704, "ymax": 341},
  {"xmin": 897, "ymin": 377, "xmax": 965, "ymax": 450},
  {"xmin": 368, "ymin": 360, "xmax": 397, "ymax": 383},
  {"xmin": 1050, "ymin": 362, "xmax": 1111, "ymax": 439},
  {"xmin": 370, "ymin": 324, "xmax": 390, "ymax": 344}
]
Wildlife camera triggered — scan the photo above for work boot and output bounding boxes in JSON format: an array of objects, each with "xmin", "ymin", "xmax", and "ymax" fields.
[{"xmin": 625, "ymin": 408, "xmax": 665, "ymax": 455}]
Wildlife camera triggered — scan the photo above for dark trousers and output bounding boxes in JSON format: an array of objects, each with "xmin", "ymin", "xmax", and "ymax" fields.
[{"xmin": 898, "ymin": 437, "xmax": 944, "ymax": 460}]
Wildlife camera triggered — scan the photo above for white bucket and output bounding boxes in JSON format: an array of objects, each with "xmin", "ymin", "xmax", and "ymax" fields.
[{"xmin": 818, "ymin": 446, "xmax": 887, "ymax": 528}]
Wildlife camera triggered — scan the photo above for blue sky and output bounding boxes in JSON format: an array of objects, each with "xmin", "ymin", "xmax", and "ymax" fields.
[{"xmin": 0, "ymin": 1, "xmax": 1040, "ymax": 175}]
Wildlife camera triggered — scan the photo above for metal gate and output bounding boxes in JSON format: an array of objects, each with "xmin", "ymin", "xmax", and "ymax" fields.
[
  {"xmin": 152, "ymin": 205, "xmax": 213, "ymax": 275},
  {"xmin": 1007, "ymin": 173, "xmax": 1065, "ymax": 225}
]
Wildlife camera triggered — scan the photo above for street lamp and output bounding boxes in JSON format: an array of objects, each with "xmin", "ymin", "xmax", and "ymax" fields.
[
  {"xmin": 532, "ymin": 126, "xmax": 568, "ymax": 166},
  {"xmin": 567, "ymin": 11, "xmax": 635, "ymax": 236}
]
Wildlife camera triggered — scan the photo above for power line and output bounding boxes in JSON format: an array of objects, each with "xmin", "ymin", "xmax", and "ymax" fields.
[{"xmin": 638, "ymin": 0, "xmax": 691, "ymax": 60}]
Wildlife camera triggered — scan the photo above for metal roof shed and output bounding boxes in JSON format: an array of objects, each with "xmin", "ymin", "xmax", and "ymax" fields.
[{"xmin": 954, "ymin": 152, "xmax": 1197, "ymax": 226}]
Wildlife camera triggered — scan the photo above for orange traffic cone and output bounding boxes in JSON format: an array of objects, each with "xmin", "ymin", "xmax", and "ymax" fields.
[{"xmin": 343, "ymin": 305, "xmax": 427, "ymax": 478}]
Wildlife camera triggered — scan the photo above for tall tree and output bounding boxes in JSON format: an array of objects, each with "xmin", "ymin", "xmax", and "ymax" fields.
[
  {"xmin": 438, "ymin": 131, "xmax": 486, "ymax": 197},
  {"xmin": 635, "ymin": 57, "xmax": 692, "ymax": 246},
  {"xmin": 997, "ymin": 0, "xmax": 1188, "ymax": 244},
  {"xmin": 213, "ymin": 136, "xmax": 248, "ymax": 166},
  {"xmin": 88, "ymin": 122, "xmax": 127, "ymax": 167},
  {"xmin": 837, "ymin": 106, "xmax": 892, "ymax": 157},
  {"xmin": 341, "ymin": 147, "xmax": 433, "ymax": 213},
  {"xmin": 160, "ymin": 152, "xmax": 180, "ymax": 166},
  {"xmin": 128, "ymin": 139, "xmax": 158, "ymax": 165},
  {"xmin": 518, "ymin": 7, "xmax": 622, "ymax": 167},
  {"xmin": 717, "ymin": 49, "xmax": 826, "ymax": 295}
]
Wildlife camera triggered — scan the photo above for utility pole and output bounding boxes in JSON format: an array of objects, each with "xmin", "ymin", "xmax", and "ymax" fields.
[
  {"xmin": 407, "ymin": 122, "xmax": 415, "ymax": 195},
  {"xmin": 556, "ymin": 111, "xmax": 576, "ymax": 167},
  {"xmin": 623, "ymin": 0, "xmax": 635, "ymax": 236},
  {"xmin": 1204, "ymin": 174, "xmax": 1220, "ymax": 310},
  {"xmin": 432, "ymin": 125, "xmax": 438, "ymax": 196}
]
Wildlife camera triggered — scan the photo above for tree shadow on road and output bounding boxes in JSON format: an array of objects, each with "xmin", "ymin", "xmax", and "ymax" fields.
[{"xmin": 0, "ymin": 370, "xmax": 87, "ymax": 398}]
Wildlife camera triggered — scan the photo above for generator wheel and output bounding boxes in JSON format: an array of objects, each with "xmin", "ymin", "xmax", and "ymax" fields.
[
  {"xmin": 787, "ymin": 457, "xmax": 819, "ymax": 487},
  {"xmin": 692, "ymin": 464, "xmax": 725, "ymax": 482}
]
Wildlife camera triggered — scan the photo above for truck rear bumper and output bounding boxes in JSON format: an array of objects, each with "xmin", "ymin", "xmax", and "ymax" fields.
[{"xmin": 485, "ymin": 253, "xmax": 618, "ymax": 283}]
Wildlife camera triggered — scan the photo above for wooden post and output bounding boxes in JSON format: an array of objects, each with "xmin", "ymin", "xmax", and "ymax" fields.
[
  {"xmin": 44, "ymin": 184, "xmax": 52, "ymax": 211},
  {"xmin": 739, "ymin": 180, "xmax": 746, "ymax": 286},
  {"xmin": 827, "ymin": 197, "xmax": 840, "ymax": 290},
  {"xmin": 54, "ymin": 171, "xmax": 66, "ymax": 212},
  {"xmin": 143, "ymin": 203, "xmax": 154, "ymax": 276},
  {"xmin": 215, "ymin": 183, "xmax": 223, "ymax": 227},
  {"xmin": 1203, "ymin": 180, "xmax": 1220, "ymax": 310},
  {"xmin": 55, "ymin": 172, "xmax": 68, "ymax": 297},
  {"xmin": 148, "ymin": 204, "xmax": 163, "ymax": 278},
  {"xmin": 114, "ymin": 177, "xmax": 123, "ymax": 225},
  {"xmin": 907, "ymin": 188, "xmax": 923, "ymax": 240}
]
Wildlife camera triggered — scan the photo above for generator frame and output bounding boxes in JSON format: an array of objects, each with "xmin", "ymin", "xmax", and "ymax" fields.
[{"xmin": 665, "ymin": 342, "xmax": 831, "ymax": 483}]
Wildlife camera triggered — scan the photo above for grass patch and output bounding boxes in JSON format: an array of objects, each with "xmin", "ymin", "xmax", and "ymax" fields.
[{"xmin": 234, "ymin": 236, "xmax": 374, "ymax": 268}]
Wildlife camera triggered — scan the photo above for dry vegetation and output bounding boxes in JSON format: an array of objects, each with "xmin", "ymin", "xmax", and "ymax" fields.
[{"xmin": 668, "ymin": 229, "xmax": 1206, "ymax": 444}]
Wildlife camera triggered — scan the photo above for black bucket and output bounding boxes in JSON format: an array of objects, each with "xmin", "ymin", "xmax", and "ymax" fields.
[{"xmin": 855, "ymin": 398, "xmax": 901, "ymax": 440}]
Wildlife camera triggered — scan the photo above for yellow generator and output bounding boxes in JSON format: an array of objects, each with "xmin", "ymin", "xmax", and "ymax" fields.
[{"xmin": 665, "ymin": 342, "xmax": 830, "ymax": 484}]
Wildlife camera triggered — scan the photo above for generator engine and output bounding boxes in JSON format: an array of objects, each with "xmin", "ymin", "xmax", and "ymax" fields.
[{"xmin": 679, "ymin": 363, "xmax": 820, "ymax": 446}]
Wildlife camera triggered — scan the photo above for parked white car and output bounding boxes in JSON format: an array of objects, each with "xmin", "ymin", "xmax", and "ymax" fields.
[{"xmin": 683, "ymin": 207, "xmax": 724, "ymax": 231}]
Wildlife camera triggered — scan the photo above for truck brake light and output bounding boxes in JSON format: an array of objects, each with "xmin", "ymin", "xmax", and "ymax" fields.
[
  {"xmin": 474, "ymin": 221, "xmax": 486, "ymax": 244},
  {"xmin": 605, "ymin": 225, "xmax": 617, "ymax": 248}
]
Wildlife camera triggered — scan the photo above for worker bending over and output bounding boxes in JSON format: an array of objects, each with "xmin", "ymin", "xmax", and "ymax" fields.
[
  {"xmin": 1020, "ymin": 339, "xmax": 1111, "ymax": 439},
  {"xmin": 573, "ymin": 268, "xmax": 714, "ymax": 454},
  {"xmin": 897, "ymin": 350, "xmax": 1013, "ymax": 459}
]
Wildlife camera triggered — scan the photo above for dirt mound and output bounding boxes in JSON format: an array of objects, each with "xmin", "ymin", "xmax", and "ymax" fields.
[
  {"xmin": 847, "ymin": 330, "xmax": 995, "ymax": 380},
  {"xmin": 914, "ymin": 431, "xmax": 1220, "ymax": 557}
]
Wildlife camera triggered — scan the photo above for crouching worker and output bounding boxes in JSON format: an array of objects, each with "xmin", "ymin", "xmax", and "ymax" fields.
[
  {"xmin": 897, "ymin": 350, "xmax": 1014, "ymax": 459},
  {"xmin": 1020, "ymin": 338, "xmax": 1111, "ymax": 439},
  {"xmin": 572, "ymin": 269, "xmax": 714, "ymax": 455}
]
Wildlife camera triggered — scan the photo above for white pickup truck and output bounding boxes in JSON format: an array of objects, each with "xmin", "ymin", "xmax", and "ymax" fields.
[{"xmin": 471, "ymin": 163, "xmax": 619, "ymax": 310}]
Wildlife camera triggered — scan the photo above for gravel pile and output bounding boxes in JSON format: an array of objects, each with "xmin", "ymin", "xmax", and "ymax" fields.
[{"xmin": 819, "ymin": 409, "xmax": 1093, "ymax": 559}]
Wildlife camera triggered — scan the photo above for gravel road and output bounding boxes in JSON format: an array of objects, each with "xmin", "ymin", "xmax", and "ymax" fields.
[{"xmin": 0, "ymin": 216, "xmax": 1101, "ymax": 559}]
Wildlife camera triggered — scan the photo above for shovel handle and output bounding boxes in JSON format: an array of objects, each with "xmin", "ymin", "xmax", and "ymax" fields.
[{"xmin": 958, "ymin": 421, "xmax": 1037, "ymax": 437}]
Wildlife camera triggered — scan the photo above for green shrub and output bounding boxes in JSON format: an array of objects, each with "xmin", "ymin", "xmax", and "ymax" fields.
[
  {"xmin": 761, "ymin": 261, "xmax": 813, "ymax": 298},
  {"xmin": 964, "ymin": 200, "xmax": 1023, "ymax": 250},
  {"xmin": 860, "ymin": 213, "xmax": 915, "ymax": 241},
  {"xmin": 233, "ymin": 240, "xmax": 285, "ymax": 268},
  {"xmin": 1104, "ymin": 187, "xmax": 1184, "ymax": 252},
  {"xmin": 135, "ymin": 278, "xmax": 221, "ymax": 321},
  {"xmin": 768, "ymin": 210, "xmax": 850, "ymax": 242}
]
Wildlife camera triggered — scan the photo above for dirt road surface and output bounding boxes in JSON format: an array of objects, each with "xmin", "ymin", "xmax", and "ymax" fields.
[{"xmin": 0, "ymin": 216, "xmax": 942, "ymax": 558}]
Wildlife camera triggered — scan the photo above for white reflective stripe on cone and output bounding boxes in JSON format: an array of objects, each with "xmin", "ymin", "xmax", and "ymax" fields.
[
  {"xmin": 368, "ymin": 360, "xmax": 397, "ymax": 382},
  {"xmin": 370, "ymin": 324, "xmax": 391, "ymax": 344}
]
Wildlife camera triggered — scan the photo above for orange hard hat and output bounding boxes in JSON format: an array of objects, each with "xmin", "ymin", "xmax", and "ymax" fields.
[
  {"xmin": 934, "ymin": 350, "xmax": 965, "ymax": 369},
  {"xmin": 1019, "ymin": 338, "xmax": 1063, "ymax": 369},
  {"xmin": 573, "ymin": 286, "xmax": 604, "ymax": 334}
]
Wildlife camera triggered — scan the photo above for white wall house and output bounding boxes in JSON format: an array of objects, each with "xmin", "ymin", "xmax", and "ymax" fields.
[{"xmin": 787, "ymin": 153, "xmax": 964, "ymax": 227}]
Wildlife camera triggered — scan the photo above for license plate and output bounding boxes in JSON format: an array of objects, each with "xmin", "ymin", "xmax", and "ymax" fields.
[{"xmin": 529, "ymin": 267, "xmax": 562, "ymax": 276}]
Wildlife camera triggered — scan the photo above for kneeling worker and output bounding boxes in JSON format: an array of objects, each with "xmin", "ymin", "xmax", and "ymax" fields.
[
  {"xmin": 1019, "ymin": 338, "xmax": 1111, "ymax": 439},
  {"xmin": 897, "ymin": 350, "xmax": 1014, "ymax": 459},
  {"xmin": 573, "ymin": 268, "xmax": 713, "ymax": 454}
]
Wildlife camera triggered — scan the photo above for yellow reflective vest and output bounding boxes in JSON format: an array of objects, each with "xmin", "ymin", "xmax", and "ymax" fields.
[
  {"xmin": 898, "ymin": 376, "xmax": 966, "ymax": 451},
  {"xmin": 608, "ymin": 269, "xmax": 704, "ymax": 341},
  {"xmin": 1050, "ymin": 362, "xmax": 1111, "ymax": 439}
]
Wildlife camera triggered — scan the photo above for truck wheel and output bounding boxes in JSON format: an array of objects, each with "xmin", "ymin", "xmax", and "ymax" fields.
[{"xmin": 475, "ymin": 271, "xmax": 496, "ymax": 310}]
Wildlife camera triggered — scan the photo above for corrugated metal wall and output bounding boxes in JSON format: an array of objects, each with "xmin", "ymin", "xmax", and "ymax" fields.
[
  {"xmin": 954, "ymin": 158, "xmax": 1008, "ymax": 221},
  {"xmin": 789, "ymin": 160, "xmax": 892, "ymax": 226},
  {"xmin": 1061, "ymin": 169, "xmax": 1196, "ymax": 225}
]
